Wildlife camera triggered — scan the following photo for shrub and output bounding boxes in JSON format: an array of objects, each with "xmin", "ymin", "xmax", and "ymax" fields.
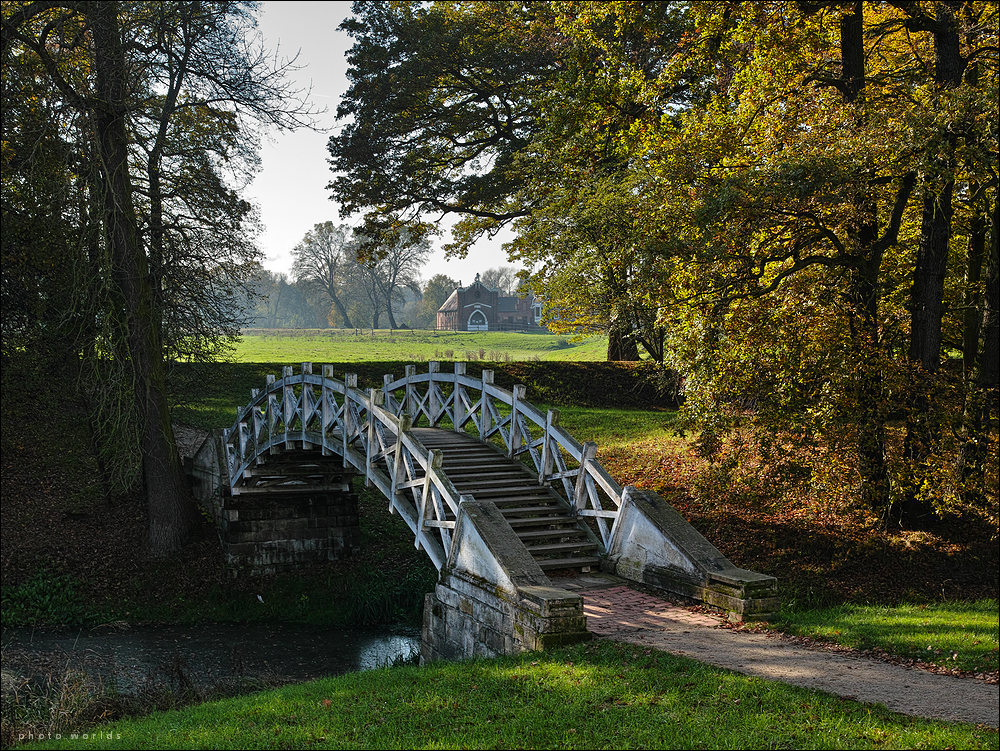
[{"xmin": 1, "ymin": 570, "xmax": 89, "ymax": 627}]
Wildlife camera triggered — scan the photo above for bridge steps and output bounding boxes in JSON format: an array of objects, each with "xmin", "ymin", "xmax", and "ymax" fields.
[
  {"xmin": 489, "ymin": 495, "xmax": 566, "ymax": 508},
  {"xmin": 491, "ymin": 503, "xmax": 565, "ymax": 516},
  {"xmin": 538, "ymin": 556, "xmax": 602, "ymax": 571},
  {"xmin": 515, "ymin": 527, "xmax": 591, "ymax": 540},
  {"xmin": 410, "ymin": 428, "xmax": 601, "ymax": 574},
  {"xmin": 525, "ymin": 540, "xmax": 600, "ymax": 555},
  {"xmin": 446, "ymin": 471, "xmax": 535, "ymax": 482},
  {"xmin": 504, "ymin": 515, "xmax": 579, "ymax": 528},
  {"xmin": 453, "ymin": 487, "xmax": 552, "ymax": 499}
]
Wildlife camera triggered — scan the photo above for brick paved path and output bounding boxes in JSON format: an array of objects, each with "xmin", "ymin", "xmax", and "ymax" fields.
[{"xmin": 576, "ymin": 583, "xmax": 998, "ymax": 728}]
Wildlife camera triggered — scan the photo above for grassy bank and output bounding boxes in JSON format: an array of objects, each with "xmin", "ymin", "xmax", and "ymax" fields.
[
  {"xmin": 18, "ymin": 641, "xmax": 998, "ymax": 750},
  {"xmin": 767, "ymin": 600, "xmax": 999, "ymax": 676},
  {"xmin": 0, "ymin": 479, "xmax": 436, "ymax": 630}
]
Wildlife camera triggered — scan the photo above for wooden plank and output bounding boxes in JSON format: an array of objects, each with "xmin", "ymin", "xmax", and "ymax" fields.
[
  {"xmin": 577, "ymin": 509, "xmax": 619, "ymax": 519},
  {"xmin": 443, "ymin": 468, "xmax": 533, "ymax": 478},
  {"xmin": 538, "ymin": 556, "xmax": 600, "ymax": 570},
  {"xmin": 573, "ymin": 441, "xmax": 598, "ymax": 513},
  {"xmin": 524, "ymin": 541, "xmax": 599, "ymax": 553},
  {"xmin": 495, "ymin": 504, "xmax": 563, "ymax": 515},
  {"xmin": 514, "ymin": 528, "xmax": 588, "ymax": 540},
  {"xmin": 464, "ymin": 487, "xmax": 553, "ymax": 498},
  {"xmin": 505, "ymin": 515, "xmax": 578, "ymax": 527},
  {"xmin": 423, "ymin": 519, "xmax": 456, "ymax": 529}
]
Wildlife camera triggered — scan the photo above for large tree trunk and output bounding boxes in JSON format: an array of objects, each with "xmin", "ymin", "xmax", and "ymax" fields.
[
  {"xmin": 839, "ymin": 3, "xmax": 892, "ymax": 515},
  {"xmin": 909, "ymin": 179, "xmax": 955, "ymax": 371},
  {"xmin": 385, "ymin": 294, "xmax": 399, "ymax": 329},
  {"xmin": 607, "ymin": 318, "xmax": 639, "ymax": 361},
  {"xmin": 962, "ymin": 208, "xmax": 987, "ymax": 374},
  {"xmin": 329, "ymin": 290, "xmax": 353, "ymax": 328},
  {"xmin": 89, "ymin": 1, "xmax": 196, "ymax": 557},
  {"xmin": 959, "ymin": 198, "xmax": 999, "ymax": 503},
  {"xmin": 847, "ymin": 249, "xmax": 891, "ymax": 515},
  {"xmin": 901, "ymin": 4, "xmax": 966, "ymax": 520},
  {"xmin": 907, "ymin": 5, "xmax": 963, "ymax": 369},
  {"xmin": 147, "ymin": 156, "xmax": 167, "ymax": 348}
]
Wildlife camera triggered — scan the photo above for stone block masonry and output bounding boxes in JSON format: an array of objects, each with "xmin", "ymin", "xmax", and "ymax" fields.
[
  {"xmin": 422, "ymin": 498, "xmax": 591, "ymax": 662},
  {"xmin": 188, "ymin": 430, "xmax": 361, "ymax": 575},
  {"xmin": 605, "ymin": 487, "xmax": 779, "ymax": 620},
  {"xmin": 218, "ymin": 488, "xmax": 361, "ymax": 575}
]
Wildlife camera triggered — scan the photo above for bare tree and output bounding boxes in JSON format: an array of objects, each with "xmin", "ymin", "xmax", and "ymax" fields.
[
  {"xmin": 355, "ymin": 229, "xmax": 432, "ymax": 329},
  {"xmin": 291, "ymin": 222, "xmax": 356, "ymax": 327},
  {"xmin": 480, "ymin": 265, "xmax": 519, "ymax": 295}
]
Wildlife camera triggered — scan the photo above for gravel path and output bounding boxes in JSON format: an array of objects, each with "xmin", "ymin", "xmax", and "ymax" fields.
[{"xmin": 576, "ymin": 583, "xmax": 998, "ymax": 728}]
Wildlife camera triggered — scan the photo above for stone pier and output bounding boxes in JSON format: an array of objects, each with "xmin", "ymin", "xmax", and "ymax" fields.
[
  {"xmin": 422, "ymin": 499, "xmax": 591, "ymax": 662},
  {"xmin": 188, "ymin": 430, "xmax": 361, "ymax": 574},
  {"xmin": 218, "ymin": 488, "xmax": 360, "ymax": 574}
]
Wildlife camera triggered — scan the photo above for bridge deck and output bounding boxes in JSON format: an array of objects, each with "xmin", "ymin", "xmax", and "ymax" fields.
[{"xmin": 411, "ymin": 428, "xmax": 602, "ymax": 574}]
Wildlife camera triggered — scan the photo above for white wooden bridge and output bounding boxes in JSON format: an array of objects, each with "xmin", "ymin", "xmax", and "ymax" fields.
[
  {"xmin": 206, "ymin": 362, "xmax": 778, "ymax": 660},
  {"xmin": 223, "ymin": 362, "xmax": 619, "ymax": 573}
]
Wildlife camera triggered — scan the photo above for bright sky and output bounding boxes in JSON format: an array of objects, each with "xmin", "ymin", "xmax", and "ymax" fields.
[{"xmin": 245, "ymin": 0, "xmax": 511, "ymax": 285}]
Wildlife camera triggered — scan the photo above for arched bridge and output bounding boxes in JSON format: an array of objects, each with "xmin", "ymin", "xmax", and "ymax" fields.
[{"xmin": 193, "ymin": 362, "xmax": 778, "ymax": 661}]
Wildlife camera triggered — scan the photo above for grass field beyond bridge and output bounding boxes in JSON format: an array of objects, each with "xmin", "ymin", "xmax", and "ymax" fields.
[{"xmin": 233, "ymin": 329, "xmax": 609, "ymax": 363}]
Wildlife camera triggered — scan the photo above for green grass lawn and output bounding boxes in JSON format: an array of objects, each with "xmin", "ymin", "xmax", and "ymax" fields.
[
  {"xmin": 19, "ymin": 641, "xmax": 997, "ymax": 750},
  {"xmin": 771, "ymin": 600, "xmax": 999, "ymax": 675},
  {"xmin": 233, "ymin": 329, "xmax": 609, "ymax": 363}
]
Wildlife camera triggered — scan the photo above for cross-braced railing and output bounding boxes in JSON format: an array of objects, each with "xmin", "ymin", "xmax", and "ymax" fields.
[{"xmin": 223, "ymin": 362, "xmax": 627, "ymax": 570}]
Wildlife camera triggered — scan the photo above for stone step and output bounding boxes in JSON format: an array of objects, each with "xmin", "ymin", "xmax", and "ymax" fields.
[
  {"xmin": 525, "ymin": 540, "xmax": 600, "ymax": 555},
  {"xmin": 537, "ymin": 556, "xmax": 601, "ymax": 571},
  {"xmin": 515, "ymin": 527, "xmax": 590, "ymax": 541}
]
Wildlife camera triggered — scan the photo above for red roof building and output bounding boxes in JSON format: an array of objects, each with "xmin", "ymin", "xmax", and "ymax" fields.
[{"xmin": 436, "ymin": 274, "xmax": 542, "ymax": 332}]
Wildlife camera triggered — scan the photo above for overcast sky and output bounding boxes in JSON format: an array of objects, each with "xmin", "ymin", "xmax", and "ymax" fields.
[{"xmin": 245, "ymin": 1, "xmax": 510, "ymax": 285}]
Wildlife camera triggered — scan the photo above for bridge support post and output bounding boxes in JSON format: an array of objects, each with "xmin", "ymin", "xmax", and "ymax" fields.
[{"xmin": 422, "ymin": 498, "xmax": 591, "ymax": 662}]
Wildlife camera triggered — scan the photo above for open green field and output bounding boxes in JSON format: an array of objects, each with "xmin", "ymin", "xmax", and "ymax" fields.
[
  {"xmin": 233, "ymin": 328, "xmax": 609, "ymax": 363},
  {"xmin": 20, "ymin": 641, "xmax": 998, "ymax": 751}
]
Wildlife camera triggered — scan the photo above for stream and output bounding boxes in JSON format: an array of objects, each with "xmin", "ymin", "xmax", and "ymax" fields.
[{"xmin": 1, "ymin": 623, "xmax": 421, "ymax": 697}]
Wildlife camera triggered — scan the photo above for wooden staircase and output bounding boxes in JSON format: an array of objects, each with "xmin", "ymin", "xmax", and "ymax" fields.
[{"xmin": 411, "ymin": 428, "xmax": 602, "ymax": 574}]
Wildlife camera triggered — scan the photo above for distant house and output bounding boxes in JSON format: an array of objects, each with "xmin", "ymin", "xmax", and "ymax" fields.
[{"xmin": 436, "ymin": 274, "xmax": 543, "ymax": 332}]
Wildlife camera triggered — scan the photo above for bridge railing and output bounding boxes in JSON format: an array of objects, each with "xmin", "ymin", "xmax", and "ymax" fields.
[
  {"xmin": 223, "ymin": 362, "xmax": 626, "ymax": 558},
  {"xmin": 224, "ymin": 363, "xmax": 464, "ymax": 569},
  {"xmin": 382, "ymin": 362, "xmax": 624, "ymax": 546}
]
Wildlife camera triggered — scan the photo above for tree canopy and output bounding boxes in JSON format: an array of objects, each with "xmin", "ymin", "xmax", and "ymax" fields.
[{"xmin": 329, "ymin": 0, "xmax": 998, "ymax": 526}]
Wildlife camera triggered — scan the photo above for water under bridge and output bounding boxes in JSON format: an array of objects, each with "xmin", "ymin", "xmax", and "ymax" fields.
[{"xmin": 190, "ymin": 362, "xmax": 777, "ymax": 661}]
